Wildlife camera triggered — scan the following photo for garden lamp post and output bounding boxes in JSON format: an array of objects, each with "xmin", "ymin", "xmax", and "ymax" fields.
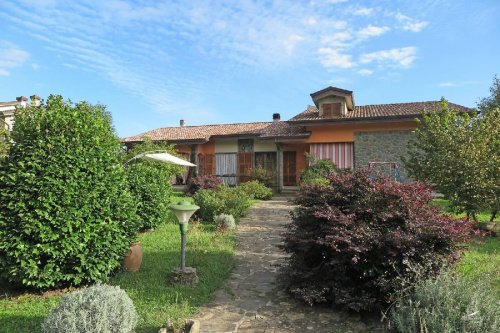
[{"xmin": 169, "ymin": 200, "xmax": 200, "ymax": 284}]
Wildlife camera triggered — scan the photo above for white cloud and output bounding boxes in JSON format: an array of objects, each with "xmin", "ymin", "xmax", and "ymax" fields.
[
  {"xmin": 403, "ymin": 21, "xmax": 428, "ymax": 32},
  {"xmin": 360, "ymin": 47, "xmax": 417, "ymax": 67},
  {"xmin": 321, "ymin": 32, "xmax": 352, "ymax": 47},
  {"xmin": 0, "ymin": 41, "xmax": 30, "ymax": 75},
  {"xmin": 395, "ymin": 13, "xmax": 428, "ymax": 32},
  {"xmin": 358, "ymin": 69, "xmax": 374, "ymax": 76},
  {"xmin": 357, "ymin": 25, "xmax": 389, "ymax": 39},
  {"xmin": 328, "ymin": 0, "xmax": 349, "ymax": 3},
  {"xmin": 353, "ymin": 7, "xmax": 373, "ymax": 16},
  {"xmin": 318, "ymin": 48, "xmax": 355, "ymax": 69}
]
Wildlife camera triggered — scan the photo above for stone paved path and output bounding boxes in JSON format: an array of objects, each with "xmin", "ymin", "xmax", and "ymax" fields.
[{"xmin": 193, "ymin": 198, "xmax": 383, "ymax": 333}]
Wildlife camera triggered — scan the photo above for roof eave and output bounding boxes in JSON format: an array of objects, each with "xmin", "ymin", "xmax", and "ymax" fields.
[{"xmin": 287, "ymin": 114, "xmax": 422, "ymax": 126}]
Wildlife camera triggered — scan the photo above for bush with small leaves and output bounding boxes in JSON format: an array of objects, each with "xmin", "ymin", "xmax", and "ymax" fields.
[
  {"xmin": 281, "ymin": 168, "xmax": 474, "ymax": 312},
  {"xmin": 124, "ymin": 138, "xmax": 182, "ymax": 231},
  {"xmin": 389, "ymin": 270, "xmax": 499, "ymax": 333},
  {"xmin": 193, "ymin": 185, "xmax": 252, "ymax": 223},
  {"xmin": 239, "ymin": 180, "xmax": 273, "ymax": 200},
  {"xmin": 0, "ymin": 96, "xmax": 138, "ymax": 289},
  {"xmin": 185, "ymin": 175, "xmax": 223, "ymax": 195},
  {"xmin": 300, "ymin": 154, "xmax": 338, "ymax": 185},
  {"xmin": 42, "ymin": 284, "xmax": 137, "ymax": 333},
  {"xmin": 215, "ymin": 214, "xmax": 236, "ymax": 231}
]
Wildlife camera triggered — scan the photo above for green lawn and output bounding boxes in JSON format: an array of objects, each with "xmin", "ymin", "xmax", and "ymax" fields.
[
  {"xmin": 432, "ymin": 198, "xmax": 498, "ymax": 222},
  {"xmin": 432, "ymin": 199, "xmax": 499, "ymax": 292},
  {"xmin": 458, "ymin": 236, "xmax": 500, "ymax": 293},
  {"xmin": 0, "ymin": 208, "xmax": 235, "ymax": 332}
]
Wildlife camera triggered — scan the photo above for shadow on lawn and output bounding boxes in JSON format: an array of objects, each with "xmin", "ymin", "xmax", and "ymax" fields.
[{"xmin": 0, "ymin": 315, "xmax": 46, "ymax": 333}]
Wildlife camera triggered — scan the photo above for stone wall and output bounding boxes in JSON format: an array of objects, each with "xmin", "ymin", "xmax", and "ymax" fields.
[{"xmin": 354, "ymin": 130, "xmax": 414, "ymax": 181}]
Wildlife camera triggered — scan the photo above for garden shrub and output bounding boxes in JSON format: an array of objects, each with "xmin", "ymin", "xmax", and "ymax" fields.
[
  {"xmin": 42, "ymin": 284, "xmax": 138, "ymax": 333},
  {"xmin": 124, "ymin": 138, "xmax": 182, "ymax": 230},
  {"xmin": 185, "ymin": 175, "xmax": 223, "ymax": 195},
  {"xmin": 389, "ymin": 270, "xmax": 499, "ymax": 333},
  {"xmin": 0, "ymin": 96, "xmax": 139, "ymax": 289},
  {"xmin": 299, "ymin": 154, "xmax": 338, "ymax": 185},
  {"xmin": 247, "ymin": 166, "xmax": 275, "ymax": 188},
  {"xmin": 239, "ymin": 180, "xmax": 273, "ymax": 200},
  {"xmin": 193, "ymin": 185, "xmax": 252, "ymax": 223},
  {"xmin": 215, "ymin": 214, "xmax": 236, "ymax": 231},
  {"xmin": 281, "ymin": 168, "xmax": 474, "ymax": 312}
]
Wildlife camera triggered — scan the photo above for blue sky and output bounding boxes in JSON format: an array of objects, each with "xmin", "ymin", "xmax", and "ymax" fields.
[{"xmin": 0, "ymin": 0, "xmax": 499, "ymax": 137}]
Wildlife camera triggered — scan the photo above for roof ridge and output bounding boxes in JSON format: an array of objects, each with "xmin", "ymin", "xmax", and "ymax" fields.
[
  {"xmin": 356, "ymin": 100, "xmax": 443, "ymax": 107},
  {"xmin": 151, "ymin": 121, "xmax": 272, "ymax": 131}
]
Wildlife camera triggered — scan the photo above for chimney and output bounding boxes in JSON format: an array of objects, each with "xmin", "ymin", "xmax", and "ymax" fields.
[
  {"xmin": 272, "ymin": 113, "xmax": 281, "ymax": 122},
  {"xmin": 30, "ymin": 95, "xmax": 41, "ymax": 106},
  {"xmin": 16, "ymin": 96, "xmax": 28, "ymax": 108},
  {"xmin": 180, "ymin": 119, "xmax": 185, "ymax": 127}
]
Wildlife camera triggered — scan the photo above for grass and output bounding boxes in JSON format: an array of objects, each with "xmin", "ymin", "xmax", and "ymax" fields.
[
  {"xmin": 432, "ymin": 199, "xmax": 500, "ymax": 292},
  {"xmin": 0, "ymin": 196, "xmax": 236, "ymax": 333},
  {"xmin": 431, "ymin": 198, "xmax": 498, "ymax": 222},
  {"xmin": 457, "ymin": 236, "xmax": 500, "ymax": 293}
]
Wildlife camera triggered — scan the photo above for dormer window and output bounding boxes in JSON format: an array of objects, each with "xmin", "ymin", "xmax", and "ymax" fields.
[{"xmin": 310, "ymin": 86, "xmax": 355, "ymax": 118}]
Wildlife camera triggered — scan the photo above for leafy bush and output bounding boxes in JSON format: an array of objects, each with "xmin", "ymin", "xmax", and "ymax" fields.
[
  {"xmin": 239, "ymin": 180, "xmax": 273, "ymax": 200},
  {"xmin": 300, "ymin": 154, "xmax": 338, "ymax": 185},
  {"xmin": 389, "ymin": 270, "xmax": 499, "ymax": 333},
  {"xmin": 185, "ymin": 175, "xmax": 223, "ymax": 196},
  {"xmin": 247, "ymin": 166, "xmax": 275, "ymax": 188},
  {"xmin": 193, "ymin": 185, "xmax": 252, "ymax": 223},
  {"xmin": 0, "ymin": 96, "xmax": 139, "ymax": 289},
  {"xmin": 281, "ymin": 168, "xmax": 474, "ymax": 312},
  {"xmin": 0, "ymin": 126, "xmax": 9, "ymax": 159},
  {"xmin": 215, "ymin": 214, "xmax": 236, "ymax": 231},
  {"xmin": 42, "ymin": 284, "xmax": 138, "ymax": 333},
  {"xmin": 125, "ymin": 138, "xmax": 182, "ymax": 230}
]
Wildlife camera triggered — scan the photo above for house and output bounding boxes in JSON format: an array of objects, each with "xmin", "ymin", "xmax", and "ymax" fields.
[
  {"xmin": 0, "ymin": 95, "xmax": 41, "ymax": 131},
  {"xmin": 121, "ymin": 87, "xmax": 472, "ymax": 191}
]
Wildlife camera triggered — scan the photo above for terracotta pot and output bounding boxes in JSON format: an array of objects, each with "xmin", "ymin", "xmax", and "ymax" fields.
[{"xmin": 123, "ymin": 242, "xmax": 143, "ymax": 272}]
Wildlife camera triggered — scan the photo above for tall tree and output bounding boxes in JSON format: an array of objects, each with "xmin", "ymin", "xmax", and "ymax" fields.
[{"xmin": 403, "ymin": 95, "xmax": 499, "ymax": 221}]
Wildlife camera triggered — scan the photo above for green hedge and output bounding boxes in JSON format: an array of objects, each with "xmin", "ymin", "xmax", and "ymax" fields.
[
  {"xmin": 0, "ymin": 95, "xmax": 138, "ymax": 289},
  {"xmin": 124, "ymin": 138, "xmax": 182, "ymax": 230}
]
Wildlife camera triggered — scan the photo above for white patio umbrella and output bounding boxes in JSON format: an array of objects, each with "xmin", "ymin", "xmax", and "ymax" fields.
[
  {"xmin": 124, "ymin": 150, "xmax": 196, "ymax": 167},
  {"xmin": 142, "ymin": 152, "xmax": 196, "ymax": 167}
]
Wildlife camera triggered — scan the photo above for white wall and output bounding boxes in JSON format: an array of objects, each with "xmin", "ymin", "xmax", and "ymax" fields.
[
  {"xmin": 214, "ymin": 139, "xmax": 238, "ymax": 153},
  {"xmin": 254, "ymin": 140, "xmax": 277, "ymax": 152}
]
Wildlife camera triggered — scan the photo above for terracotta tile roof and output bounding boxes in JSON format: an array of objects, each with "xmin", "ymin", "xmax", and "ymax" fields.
[
  {"xmin": 259, "ymin": 121, "xmax": 309, "ymax": 139},
  {"xmin": 122, "ymin": 121, "xmax": 307, "ymax": 143},
  {"xmin": 289, "ymin": 101, "xmax": 473, "ymax": 122}
]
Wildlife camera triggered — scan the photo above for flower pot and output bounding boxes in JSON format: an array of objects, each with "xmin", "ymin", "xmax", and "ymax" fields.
[{"xmin": 123, "ymin": 242, "xmax": 143, "ymax": 272}]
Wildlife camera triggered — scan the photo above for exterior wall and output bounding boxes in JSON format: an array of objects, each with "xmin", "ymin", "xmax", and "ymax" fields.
[
  {"xmin": 197, "ymin": 141, "xmax": 215, "ymax": 155},
  {"xmin": 354, "ymin": 130, "xmax": 414, "ymax": 181},
  {"xmin": 214, "ymin": 139, "xmax": 238, "ymax": 153},
  {"xmin": 175, "ymin": 145, "xmax": 192, "ymax": 155},
  {"xmin": 306, "ymin": 121, "xmax": 417, "ymax": 143},
  {"xmin": 254, "ymin": 140, "xmax": 277, "ymax": 152}
]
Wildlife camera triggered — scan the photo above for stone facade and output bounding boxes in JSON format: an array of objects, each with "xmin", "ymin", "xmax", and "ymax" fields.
[{"xmin": 354, "ymin": 130, "xmax": 414, "ymax": 181}]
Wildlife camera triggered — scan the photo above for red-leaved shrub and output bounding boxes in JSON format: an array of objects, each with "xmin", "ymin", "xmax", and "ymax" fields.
[
  {"xmin": 185, "ymin": 175, "xmax": 223, "ymax": 195},
  {"xmin": 281, "ymin": 168, "xmax": 474, "ymax": 312}
]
